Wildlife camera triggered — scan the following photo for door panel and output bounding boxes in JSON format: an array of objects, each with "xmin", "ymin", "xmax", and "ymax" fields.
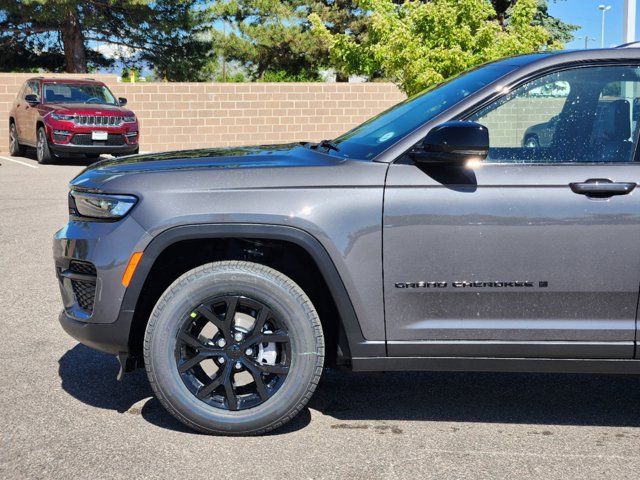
[
  {"xmin": 383, "ymin": 64, "xmax": 640, "ymax": 359},
  {"xmin": 23, "ymin": 81, "xmax": 40, "ymax": 145},
  {"xmin": 383, "ymin": 163, "xmax": 640, "ymax": 358}
]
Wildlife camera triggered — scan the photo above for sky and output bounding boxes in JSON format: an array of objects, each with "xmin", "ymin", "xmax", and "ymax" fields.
[{"xmin": 549, "ymin": 0, "xmax": 639, "ymax": 48}]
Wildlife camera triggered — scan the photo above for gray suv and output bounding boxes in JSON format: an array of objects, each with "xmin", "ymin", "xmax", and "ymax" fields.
[{"xmin": 54, "ymin": 48, "xmax": 640, "ymax": 435}]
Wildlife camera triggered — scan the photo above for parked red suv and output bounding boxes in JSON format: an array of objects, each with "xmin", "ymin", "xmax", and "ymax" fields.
[{"xmin": 9, "ymin": 77, "xmax": 139, "ymax": 164}]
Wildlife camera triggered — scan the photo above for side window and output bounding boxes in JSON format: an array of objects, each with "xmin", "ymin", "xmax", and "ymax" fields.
[
  {"xmin": 467, "ymin": 66, "xmax": 640, "ymax": 163},
  {"xmin": 25, "ymin": 81, "xmax": 39, "ymax": 99}
]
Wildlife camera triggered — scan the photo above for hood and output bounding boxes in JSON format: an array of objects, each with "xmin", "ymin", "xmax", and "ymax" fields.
[
  {"xmin": 44, "ymin": 103, "xmax": 134, "ymax": 116},
  {"xmin": 70, "ymin": 144, "xmax": 346, "ymax": 190}
]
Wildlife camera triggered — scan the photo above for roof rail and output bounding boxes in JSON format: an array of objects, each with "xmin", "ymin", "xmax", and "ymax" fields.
[
  {"xmin": 616, "ymin": 41, "xmax": 640, "ymax": 48},
  {"xmin": 84, "ymin": 77, "xmax": 95, "ymax": 81}
]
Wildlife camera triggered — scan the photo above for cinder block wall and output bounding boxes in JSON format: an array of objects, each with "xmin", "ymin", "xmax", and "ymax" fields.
[{"xmin": 0, "ymin": 73, "xmax": 405, "ymax": 153}]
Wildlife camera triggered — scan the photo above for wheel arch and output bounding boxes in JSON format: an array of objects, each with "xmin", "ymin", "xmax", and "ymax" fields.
[{"xmin": 122, "ymin": 223, "xmax": 382, "ymax": 364}]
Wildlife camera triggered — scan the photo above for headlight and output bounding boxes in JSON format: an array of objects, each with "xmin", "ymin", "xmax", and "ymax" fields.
[
  {"xmin": 123, "ymin": 115, "xmax": 136, "ymax": 123},
  {"xmin": 50, "ymin": 112, "xmax": 75, "ymax": 121},
  {"xmin": 70, "ymin": 191, "xmax": 137, "ymax": 219}
]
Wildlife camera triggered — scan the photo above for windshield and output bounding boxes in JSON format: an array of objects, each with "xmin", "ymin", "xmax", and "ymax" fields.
[
  {"xmin": 332, "ymin": 64, "xmax": 519, "ymax": 160},
  {"xmin": 43, "ymin": 83, "xmax": 117, "ymax": 105}
]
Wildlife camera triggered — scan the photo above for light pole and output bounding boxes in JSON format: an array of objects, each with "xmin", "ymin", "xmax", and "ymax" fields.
[
  {"xmin": 598, "ymin": 5, "xmax": 612, "ymax": 48},
  {"xmin": 577, "ymin": 35, "xmax": 596, "ymax": 49},
  {"xmin": 623, "ymin": 0, "xmax": 636, "ymax": 44}
]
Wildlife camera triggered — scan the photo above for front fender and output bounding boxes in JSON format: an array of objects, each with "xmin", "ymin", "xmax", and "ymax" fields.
[{"xmin": 122, "ymin": 223, "xmax": 385, "ymax": 358}]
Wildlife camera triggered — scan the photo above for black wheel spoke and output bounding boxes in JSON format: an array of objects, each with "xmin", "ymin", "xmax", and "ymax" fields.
[
  {"xmin": 195, "ymin": 305, "xmax": 232, "ymax": 341},
  {"xmin": 178, "ymin": 330, "xmax": 207, "ymax": 350},
  {"xmin": 245, "ymin": 357, "xmax": 289, "ymax": 376},
  {"xmin": 223, "ymin": 367, "xmax": 239, "ymax": 410},
  {"xmin": 178, "ymin": 352, "xmax": 208, "ymax": 373},
  {"xmin": 177, "ymin": 347, "xmax": 224, "ymax": 373},
  {"xmin": 243, "ymin": 359, "xmax": 270, "ymax": 401},
  {"xmin": 261, "ymin": 331, "xmax": 289, "ymax": 343},
  {"xmin": 253, "ymin": 306, "xmax": 269, "ymax": 335},
  {"xmin": 242, "ymin": 329, "xmax": 289, "ymax": 348},
  {"xmin": 196, "ymin": 373, "xmax": 225, "ymax": 400},
  {"xmin": 224, "ymin": 296, "xmax": 239, "ymax": 324},
  {"xmin": 259, "ymin": 363, "xmax": 289, "ymax": 375}
]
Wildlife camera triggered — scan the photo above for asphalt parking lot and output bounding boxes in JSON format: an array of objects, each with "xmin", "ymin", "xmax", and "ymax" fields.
[{"xmin": 1, "ymin": 150, "xmax": 640, "ymax": 479}]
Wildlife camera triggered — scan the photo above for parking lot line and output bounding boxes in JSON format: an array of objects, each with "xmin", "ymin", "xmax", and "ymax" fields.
[{"xmin": 0, "ymin": 155, "xmax": 38, "ymax": 169}]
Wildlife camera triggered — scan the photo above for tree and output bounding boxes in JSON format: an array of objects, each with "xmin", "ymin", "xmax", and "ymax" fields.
[
  {"xmin": 311, "ymin": 0, "xmax": 560, "ymax": 95},
  {"xmin": 211, "ymin": 0, "xmax": 326, "ymax": 81},
  {"xmin": 492, "ymin": 0, "xmax": 578, "ymax": 44},
  {"xmin": 0, "ymin": 0, "xmax": 214, "ymax": 80},
  {"xmin": 0, "ymin": 36, "xmax": 66, "ymax": 73}
]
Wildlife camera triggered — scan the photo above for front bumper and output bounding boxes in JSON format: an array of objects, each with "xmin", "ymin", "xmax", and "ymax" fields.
[
  {"xmin": 59, "ymin": 310, "xmax": 134, "ymax": 355},
  {"xmin": 53, "ymin": 215, "xmax": 150, "ymax": 354},
  {"xmin": 51, "ymin": 143, "xmax": 139, "ymax": 155}
]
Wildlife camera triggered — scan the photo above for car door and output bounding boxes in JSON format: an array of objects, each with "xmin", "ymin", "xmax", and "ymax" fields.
[
  {"xmin": 13, "ymin": 83, "xmax": 28, "ymax": 141},
  {"xmin": 383, "ymin": 63, "xmax": 640, "ymax": 359},
  {"xmin": 22, "ymin": 81, "xmax": 40, "ymax": 145}
]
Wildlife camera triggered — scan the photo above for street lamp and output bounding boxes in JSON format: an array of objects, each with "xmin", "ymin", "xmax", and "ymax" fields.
[
  {"xmin": 577, "ymin": 35, "xmax": 596, "ymax": 49},
  {"xmin": 598, "ymin": 5, "xmax": 612, "ymax": 48}
]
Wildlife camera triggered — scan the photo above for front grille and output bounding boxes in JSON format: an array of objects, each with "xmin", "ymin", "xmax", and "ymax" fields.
[
  {"xmin": 71, "ymin": 279, "xmax": 96, "ymax": 311},
  {"xmin": 69, "ymin": 260, "xmax": 97, "ymax": 276},
  {"xmin": 68, "ymin": 260, "xmax": 97, "ymax": 312},
  {"xmin": 74, "ymin": 115, "xmax": 122, "ymax": 126},
  {"xmin": 71, "ymin": 134, "xmax": 125, "ymax": 146}
]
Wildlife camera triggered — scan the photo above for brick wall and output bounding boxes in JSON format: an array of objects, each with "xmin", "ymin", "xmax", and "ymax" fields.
[{"xmin": 0, "ymin": 73, "xmax": 405, "ymax": 153}]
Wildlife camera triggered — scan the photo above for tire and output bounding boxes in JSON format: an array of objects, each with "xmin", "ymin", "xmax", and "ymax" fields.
[
  {"xmin": 9, "ymin": 122, "xmax": 25, "ymax": 157},
  {"xmin": 144, "ymin": 261, "xmax": 324, "ymax": 435},
  {"xmin": 36, "ymin": 126, "xmax": 53, "ymax": 164}
]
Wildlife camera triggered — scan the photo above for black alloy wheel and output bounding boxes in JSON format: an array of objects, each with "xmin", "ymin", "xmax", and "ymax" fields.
[{"xmin": 175, "ymin": 295, "xmax": 291, "ymax": 411}]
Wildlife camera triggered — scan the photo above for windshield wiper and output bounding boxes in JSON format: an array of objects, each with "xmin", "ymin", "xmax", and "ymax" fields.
[{"xmin": 315, "ymin": 139, "xmax": 340, "ymax": 152}]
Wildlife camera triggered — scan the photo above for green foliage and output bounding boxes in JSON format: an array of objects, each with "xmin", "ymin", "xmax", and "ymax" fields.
[
  {"xmin": 0, "ymin": 37, "xmax": 66, "ymax": 73},
  {"xmin": 120, "ymin": 67, "xmax": 142, "ymax": 83},
  {"xmin": 135, "ymin": 0, "xmax": 217, "ymax": 81},
  {"xmin": 311, "ymin": 0, "xmax": 560, "ymax": 95},
  {"xmin": 492, "ymin": 0, "xmax": 578, "ymax": 44},
  {"xmin": 210, "ymin": 0, "xmax": 329, "ymax": 80},
  {"xmin": 0, "ymin": 0, "xmax": 214, "ymax": 80},
  {"xmin": 261, "ymin": 69, "xmax": 321, "ymax": 82},
  {"xmin": 0, "ymin": 0, "xmax": 577, "ymax": 83},
  {"xmin": 214, "ymin": 71, "xmax": 246, "ymax": 82}
]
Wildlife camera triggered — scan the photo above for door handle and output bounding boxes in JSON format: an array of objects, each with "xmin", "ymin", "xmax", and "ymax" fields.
[{"xmin": 569, "ymin": 179, "xmax": 636, "ymax": 197}]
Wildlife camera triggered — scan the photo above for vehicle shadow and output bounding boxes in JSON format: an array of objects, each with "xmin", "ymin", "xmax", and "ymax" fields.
[
  {"xmin": 21, "ymin": 147, "xmax": 100, "ymax": 166},
  {"xmin": 59, "ymin": 344, "xmax": 640, "ymax": 435},
  {"xmin": 57, "ymin": 344, "xmax": 311, "ymax": 435}
]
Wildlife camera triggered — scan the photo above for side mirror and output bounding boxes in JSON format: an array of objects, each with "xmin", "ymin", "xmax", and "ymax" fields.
[
  {"xmin": 118, "ymin": 97, "xmax": 127, "ymax": 106},
  {"xmin": 24, "ymin": 94, "xmax": 39, "ymax": 106},
  {"xmin": 411, "ymin": 121, "xmax": 489, "ymax": 165}
]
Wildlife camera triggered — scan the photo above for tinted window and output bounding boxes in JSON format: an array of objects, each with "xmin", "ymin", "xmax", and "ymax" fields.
[
  {"xmin": 330, "ymin": 64, "xmax": 518, "ymax": 160},
  {"xmin": 467, "ymin": 66, "xmax": 640, "ymax": 163},
  {"xmin": 43, "ymin": 83, "xmax": 117, "ymax": 105}
]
